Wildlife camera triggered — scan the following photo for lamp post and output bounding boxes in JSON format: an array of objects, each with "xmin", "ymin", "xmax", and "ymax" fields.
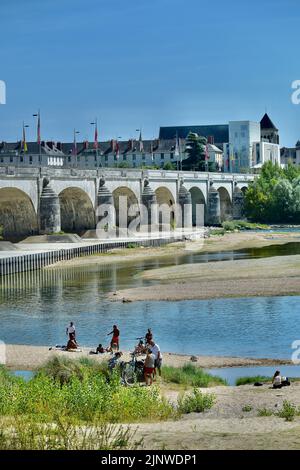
[
  {"xmin": 73, "ymin": 129, "xmax": 80, "ymax": 168},
  {"xmin": 32, "ymin": 110, "xmax": 41, "ymax": 164}
]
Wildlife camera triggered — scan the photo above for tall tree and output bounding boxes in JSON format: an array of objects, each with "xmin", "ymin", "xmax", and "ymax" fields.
[{"xmin": 182, "ymin": 132, "xmax": 207, "ymax": 171}]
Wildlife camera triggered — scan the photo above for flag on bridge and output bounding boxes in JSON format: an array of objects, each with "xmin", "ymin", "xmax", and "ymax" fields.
[{"xmin": 94, "ymin": 119, "xmax": 98, "ymax": 150}]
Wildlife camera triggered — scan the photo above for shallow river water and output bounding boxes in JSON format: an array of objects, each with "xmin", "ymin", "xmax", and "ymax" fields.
[{"xmin": 0, "ymin": 240, "xmax": 300, "ymax": 360}]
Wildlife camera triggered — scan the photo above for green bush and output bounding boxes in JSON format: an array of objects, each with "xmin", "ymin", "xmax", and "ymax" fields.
[
  {"xmin": 0, "ymin": 360, "xmax": 175, "ymax": 424},
  {"xmin": 162, "ymin": 364, "xmax": 226, "ymax": 387},
  {"xmin": 177, "ymin": 389, "xmax": 215, "ymax": 414}
]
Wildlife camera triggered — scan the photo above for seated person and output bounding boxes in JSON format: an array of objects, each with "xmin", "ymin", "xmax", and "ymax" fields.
[
  {"xmin": 272, "ymin": 370, "xmax": 290, "ymax": 389},
  {"xmin": 96, "ymin": 343, "xmax": 105, "ymax": 354},
  {"xmin": 67, "ymin": 338, "xmax": 78, "ymax": 351}
]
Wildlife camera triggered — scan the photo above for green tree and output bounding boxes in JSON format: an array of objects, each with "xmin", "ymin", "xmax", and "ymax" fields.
[
  {"xmin": 244, "ymin": 162, "xmax": 300, "ymax": 223},
  {"xmin": 182, "ymin": 132, "xmax": 207, "ymax": 171}
]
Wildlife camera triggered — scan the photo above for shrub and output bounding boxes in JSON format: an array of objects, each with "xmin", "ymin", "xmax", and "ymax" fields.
[
  {"xmin": 177, "ymin": 389, "xmax": 215, "ymax": 414},
  {"xmin": 277, "ymin": 400, "xmax": 298, "ymax": 422}
]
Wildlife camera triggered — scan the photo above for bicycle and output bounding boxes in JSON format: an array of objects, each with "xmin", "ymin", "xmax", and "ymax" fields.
[{"xmin": 121, "ymin": 351, "xmax": 145, "ymax": 385}]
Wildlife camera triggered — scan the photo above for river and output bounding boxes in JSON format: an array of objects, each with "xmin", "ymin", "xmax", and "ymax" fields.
[{"xmin": 0, "ymin": 239, "xmax": 300, "ymax": 360}]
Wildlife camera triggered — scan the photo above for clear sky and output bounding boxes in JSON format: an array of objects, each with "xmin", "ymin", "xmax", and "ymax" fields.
[{"xmin": 0, "ymin": 0, "xmax": 299, "ymax": 145}]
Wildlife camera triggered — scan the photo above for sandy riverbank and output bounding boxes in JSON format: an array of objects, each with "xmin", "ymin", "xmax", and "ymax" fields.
[
  {"xmin": 4, "ymin": 344, "xmax": 291, "ymax": 370},
  {"xmin": 109, "ymin": 254, "xmax": 300, "ymax": 302},
  {"xmin": 47, "ymin": 230, "xmax": 300, "ymax": 269},
  {"xmin": 133, "ymin": 382, "xmax": 300, "ymax": 449}
]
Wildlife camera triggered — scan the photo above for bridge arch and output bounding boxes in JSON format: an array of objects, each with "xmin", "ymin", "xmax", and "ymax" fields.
[
  {"xmin": 59, "ymin": 187, "xmax": 95, "ymax": 234},
  {"xmin": 189, "ymin": 187, "xmax": 206, "ymax": 227},
  {"xmin": 0, "ymin": 187, "xmax": 38, "ymax": 241},
  {"xmin": 112, "ymin": 186, "xmax": 140, "ymax": 228},
  {"xmin": 217, "ymin": 186, "xmax": 232, "ymax": 222},
  {"xmin": 155, "ymin": 186, "xmax": 175, "ymax": 229}
]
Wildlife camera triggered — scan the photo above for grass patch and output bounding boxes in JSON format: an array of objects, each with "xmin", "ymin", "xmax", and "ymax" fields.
[
  {"xmin": 235, "ymin": 375, "xmax": 271, "ymax": 386},
  {"xmin": 162, "ymin": 364, "xmax": 227, "ymax": 388},
  {"xmin": 222, "ymin": 220, "xmax": 269, "ymax": 232},
  {"xmin": 210, "ymin": 228, "xmax": 226, "ymax": 236}
]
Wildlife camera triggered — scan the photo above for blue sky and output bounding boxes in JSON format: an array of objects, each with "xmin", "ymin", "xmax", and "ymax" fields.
[{"xmin": 0, "ymin": 0, "xmax": 299, "ymax": 145}]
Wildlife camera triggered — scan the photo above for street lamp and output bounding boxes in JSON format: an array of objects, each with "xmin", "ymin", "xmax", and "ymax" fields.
[{"xmin": 32, "ymin": 110, "xmax": 41, "ymax": 163}]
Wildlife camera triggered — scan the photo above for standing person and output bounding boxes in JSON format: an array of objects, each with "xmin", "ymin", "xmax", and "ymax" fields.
[
  {"xmin": 144, "ymin": 349, "xmax": 155, "ymax": 386},
  {"xmin": 149, "ymin": 340, "xmax": 162, "ymax": 377},
  {"xmin": 107, "ymin": 324, "xmax": 120, "ymax": 351},
  {"xmin": 145, "ymin": 328, "xmax": 153, "ymax": 346},
  {"xmin": 66, "ymin": 322, "xmax": 76, "ymax": 341}
]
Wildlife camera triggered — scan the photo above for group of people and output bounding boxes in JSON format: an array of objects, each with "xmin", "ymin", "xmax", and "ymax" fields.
[
  {"xmin": 65, "ymin": 323, "xmax": 162, "ymax": 385},
  {"xmin": 65, "ymin": 322, "xmax": 120, "ymax": 352}
]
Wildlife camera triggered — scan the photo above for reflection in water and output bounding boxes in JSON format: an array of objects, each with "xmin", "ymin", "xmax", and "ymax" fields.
[{"xmin": 0, "ymin": 242, "xmax": 300, "ymax": 357}]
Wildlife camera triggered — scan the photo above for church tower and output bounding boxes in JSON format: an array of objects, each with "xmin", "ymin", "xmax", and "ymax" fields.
[{"xmin": 260, "ymin": 113, "xmax": 279, "ymax": 144}]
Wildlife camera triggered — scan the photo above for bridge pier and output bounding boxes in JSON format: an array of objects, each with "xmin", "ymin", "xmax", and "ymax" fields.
[
  {"xmin": 232, "ymin": 185, "xmax": 245, "ymax": 220},
  {"xmin": 96, "ymin": 177, "xmax": 116, "ymax": 233},
  {"xmin": 141, "ymin": 178, "xmax": 158, "ymax": 232},
  {"xmin": 207, "ymin": 184, "xmax": 221, "ymax": 225},
  {"xmin": 39, "ymin": 178, "xmax": 61, "ymax": 234},
  {"xmin": 178, "ymin": 182, "xmax": 192, "ymax": 229}
]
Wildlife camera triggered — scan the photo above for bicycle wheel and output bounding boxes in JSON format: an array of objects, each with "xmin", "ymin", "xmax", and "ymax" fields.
[{"xmin": 122, "ymin": 363, "xmax": 137, "ymax": 385}]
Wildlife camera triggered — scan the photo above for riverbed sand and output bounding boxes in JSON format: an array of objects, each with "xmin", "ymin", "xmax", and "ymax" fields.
[
  {"xmin": 4, "ymin": 344, "xmax": 291, "ymax": 370},
  {"xmin": 109, "ymin": 254, "xmax": 300, "ymax": 302}
]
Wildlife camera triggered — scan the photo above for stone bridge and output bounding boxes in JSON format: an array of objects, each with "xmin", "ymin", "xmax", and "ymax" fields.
[{"xmin": 0, "ymin": 166, "xmax": 253, "ymax": 241}]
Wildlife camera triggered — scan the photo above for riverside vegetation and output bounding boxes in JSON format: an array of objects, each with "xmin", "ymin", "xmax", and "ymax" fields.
[{"xmin": 0, "ymin": 358, "xmax": 217, "ymax": 449}]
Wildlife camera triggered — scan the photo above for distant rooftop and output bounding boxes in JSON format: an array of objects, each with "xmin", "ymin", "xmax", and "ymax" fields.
[{"xmin": 159, "ymin": 124, "xmax": 229, "ymax": 143}]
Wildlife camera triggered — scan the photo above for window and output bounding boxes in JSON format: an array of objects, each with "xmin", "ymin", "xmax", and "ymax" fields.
[
  {"xmin": 10, "ymin": 156, "xmax": 13, "ymax": 163},
  {"xmin": 170, "ymin": 152, "xmax": 174, "ymax": 159},
  {"xmin": 142, "ymin": 155, "xmax": 146, "ymax": 161},
  {"xmin": 161, "ymin": 153, "xmax": 164, "ymax": 159},
  {"xmin": 105, "ymin": 156, "xmax": 108, "ymax": 162},
  {"xmin": 132, "ymin": 154, "xmax": 136, "ymax": 160},
  {"xmin": 123, "ymin": 155, "xmax": 127, "ymax": 161},
  {"xmin": 29, "ymin": 156, "xmax": 33, "ymax": 164}
]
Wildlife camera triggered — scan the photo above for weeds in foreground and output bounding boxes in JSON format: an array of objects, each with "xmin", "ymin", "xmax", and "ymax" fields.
[{"xmin": 0, "ymin": 416, "xmax": 141, "ymax": 450}]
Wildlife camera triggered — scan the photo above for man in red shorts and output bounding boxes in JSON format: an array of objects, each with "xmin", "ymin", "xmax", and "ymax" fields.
[{"xmin": 107, "ymin": 324, "xmax": 120, "ymax": 351}]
